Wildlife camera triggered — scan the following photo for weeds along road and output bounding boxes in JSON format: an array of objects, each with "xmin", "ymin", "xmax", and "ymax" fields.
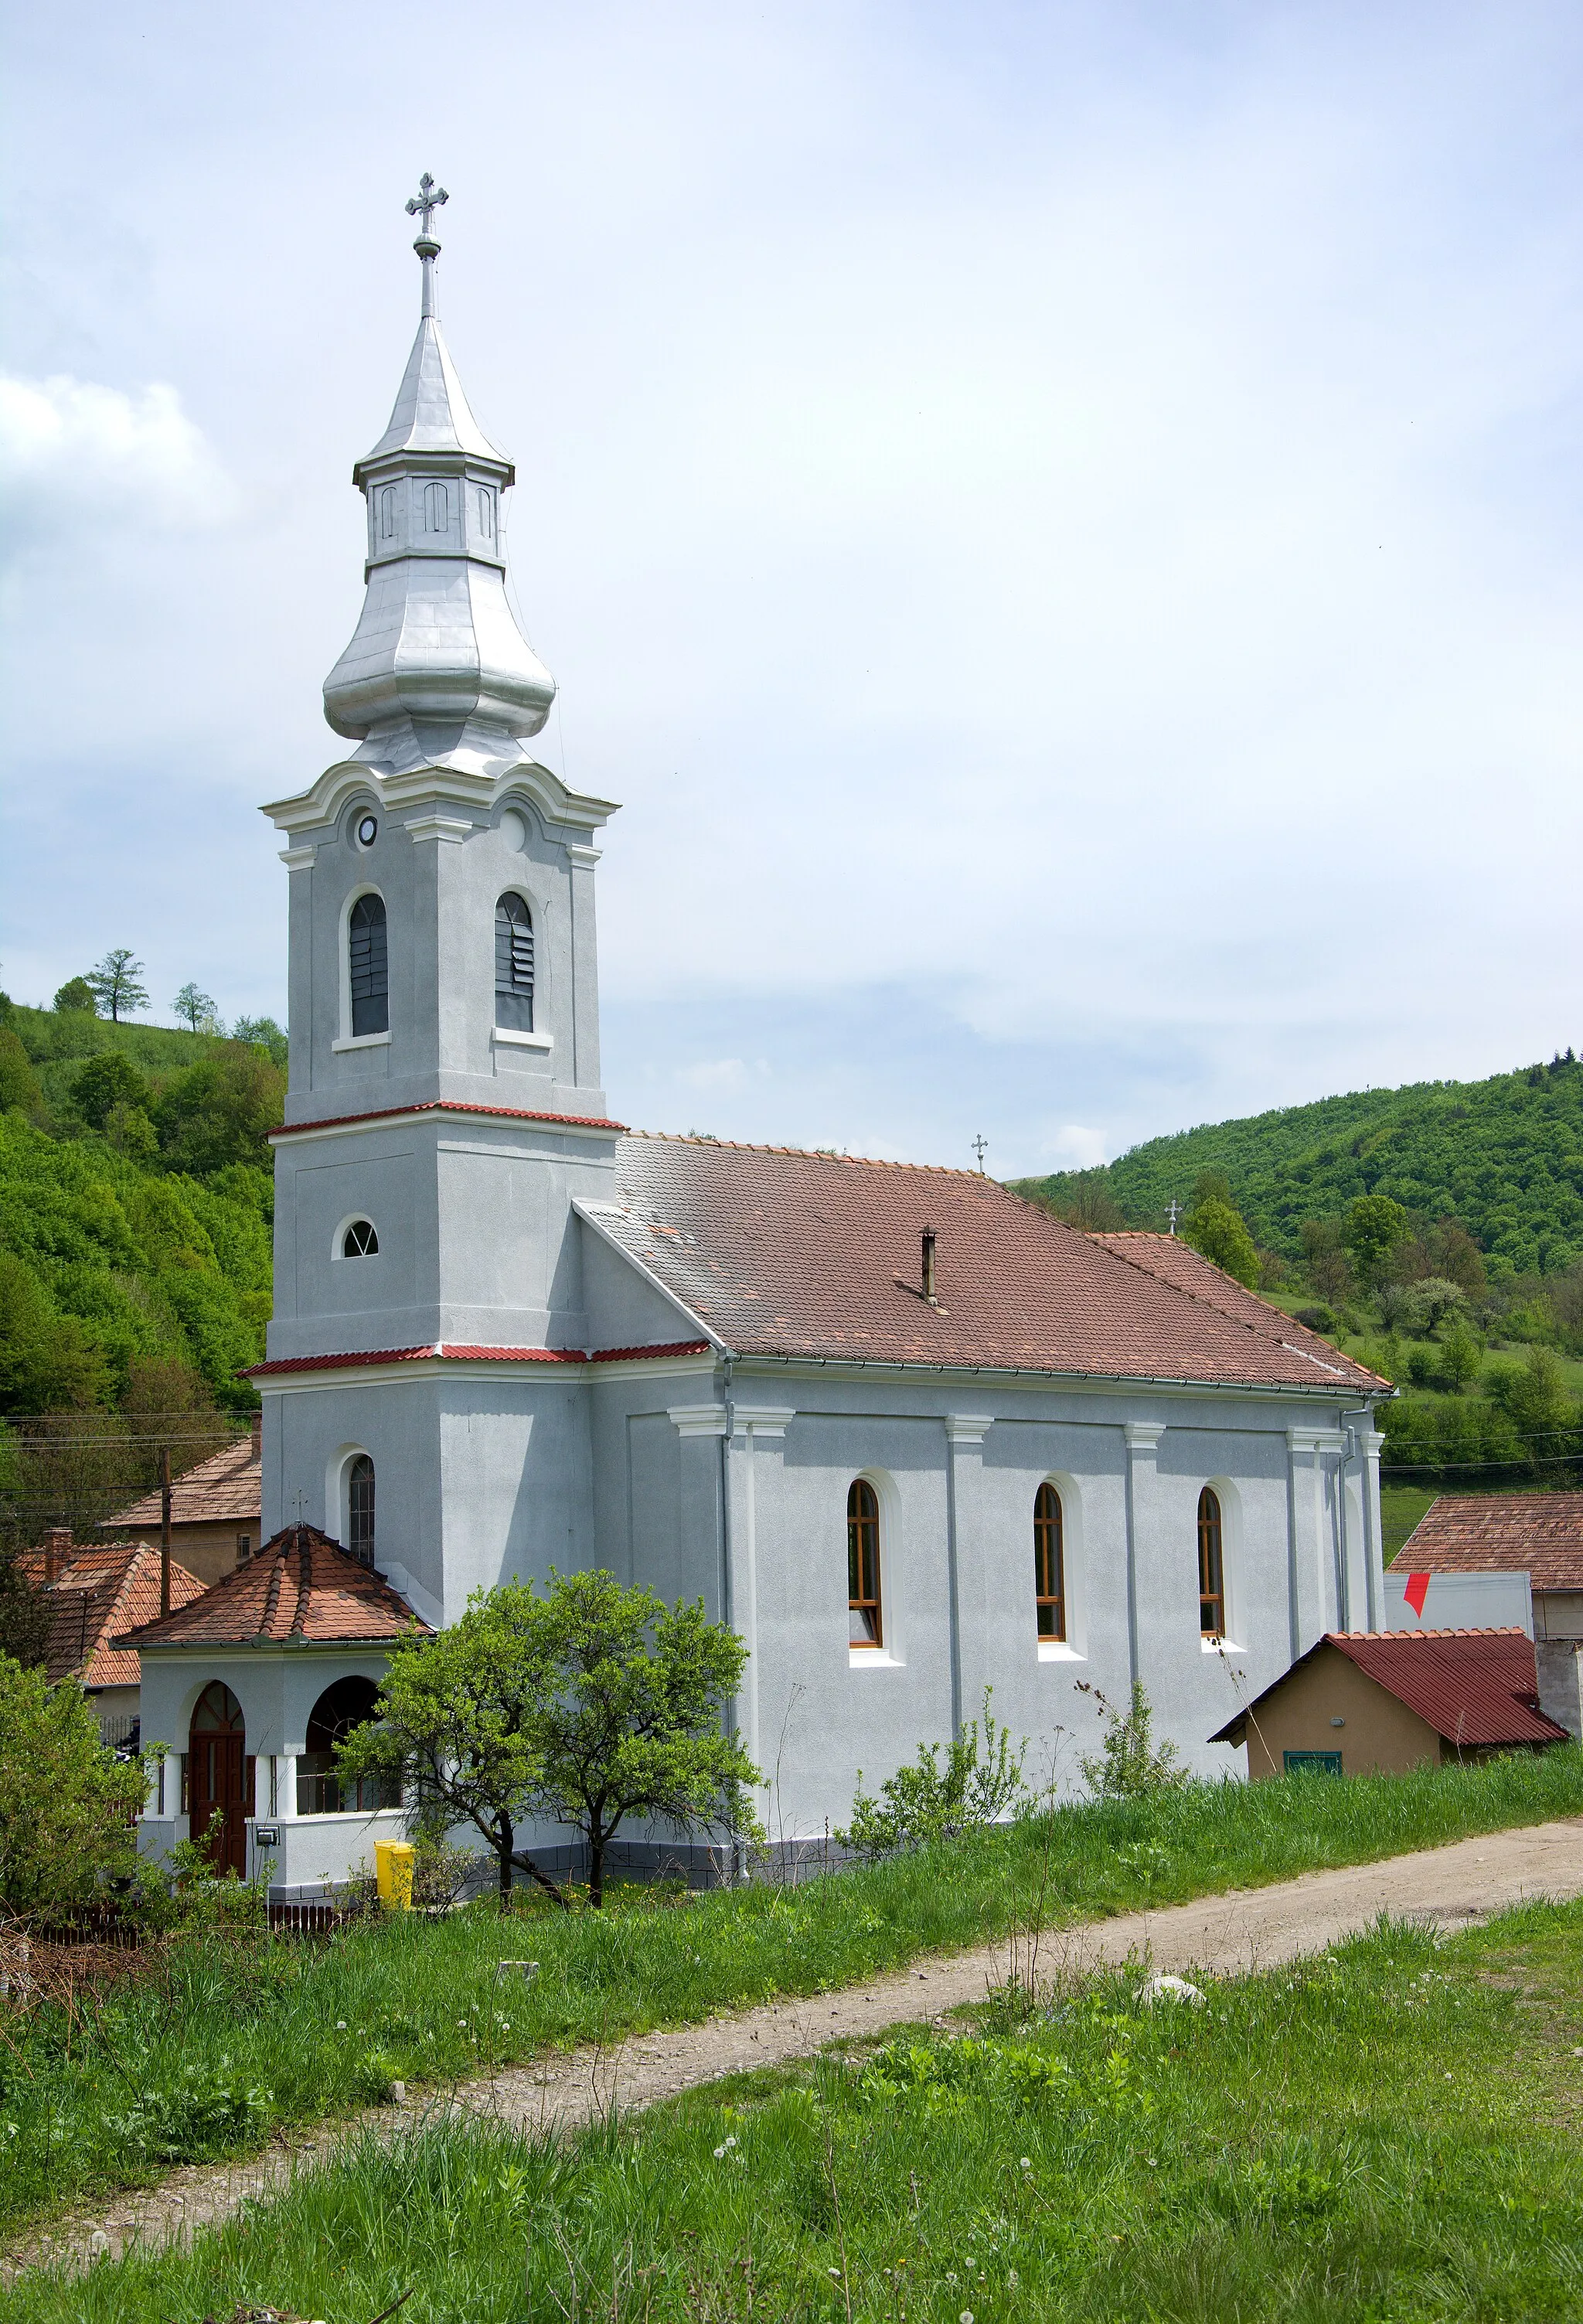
[{"xmin": 10, "ymin": 1812, "xmax": 1583, "ymax": 2282}]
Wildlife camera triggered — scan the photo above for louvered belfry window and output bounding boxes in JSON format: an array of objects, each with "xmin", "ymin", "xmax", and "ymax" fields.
[
  {"xmin": 348, "ymin": 894, "xmax": 388, "ymax": 1037},
  {"xmin": 495, "ymin": 892, "xmax": 535, "ymax": 1031},
  {"xmin": 348, "ymin": 1455, "xmax": 376, "ymax": 1567}
]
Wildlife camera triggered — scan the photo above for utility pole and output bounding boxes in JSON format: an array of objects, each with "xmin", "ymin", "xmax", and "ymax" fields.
[{"xmin": 159, "ymin": 1447, "xmax": 172, "ymax": 1616}]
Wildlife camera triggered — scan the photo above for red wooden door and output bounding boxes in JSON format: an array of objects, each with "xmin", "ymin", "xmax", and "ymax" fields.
[{"xmin": 188, "ymin": 1682, "xmax": 250, "ymax": 1876}]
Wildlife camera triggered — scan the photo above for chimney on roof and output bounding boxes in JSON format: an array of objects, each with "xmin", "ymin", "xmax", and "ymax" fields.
[
  {"xmin": 921, "ymin": 1228, "xmax": 938, "ymax": 1306},
  {"xmin": 44, "ymin": 1526, "xmax": 71, "ymax": 1585},
  {"xmin": 250, "ymin": 1410, "xmax": 262, "ymax": 1458}
]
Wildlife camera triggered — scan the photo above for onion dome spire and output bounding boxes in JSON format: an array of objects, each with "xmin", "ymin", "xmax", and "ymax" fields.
[{"xmin": 322, "ymin": 175, "xmax": 557, "ymax": 778}]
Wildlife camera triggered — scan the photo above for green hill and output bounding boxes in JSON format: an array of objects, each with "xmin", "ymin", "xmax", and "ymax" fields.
[
  {"xmin": 1013, "ymin": 1052, "xmax": 1583, "ymax": 1280},
  {"xmin": 0, "ymin": 999, "xmax": 283, "ymax": 1423}
]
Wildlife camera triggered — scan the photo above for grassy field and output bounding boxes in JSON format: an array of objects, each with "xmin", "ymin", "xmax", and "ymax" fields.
[
  {"xmin": 3, "ymin": 1750, "xmax": 1582, "ymax": 2242},
  {"xmin": 9, "ymin": 1897, "xmax": 1583, "ymax": 2322},
  {"xmin": 1380, "ymin": 1482, "xmax": 1442, "ymax": 1561}
]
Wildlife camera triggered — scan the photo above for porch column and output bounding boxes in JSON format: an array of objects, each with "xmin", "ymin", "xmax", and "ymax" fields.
[{"xmin": 730, "ymin": 1406, "xmax": 796, "ymax": 1807}]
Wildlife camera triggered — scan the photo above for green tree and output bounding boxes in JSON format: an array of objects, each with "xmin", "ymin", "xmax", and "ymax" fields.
[
  {"xmin": 84, "ymin": 949, "xmax": 149, "ymax": 1024},
  {"xmin": 151, "ymin": 1044, "xmax": 286, "ymax": 1174},
  {"xmin": 53, "ymin": 978, "xmax": 97, "ymax": 1015},
  {"xmin": 0, "ymin": 1658, "xmax": 151, "ymax": 1910},
  {"xmin": 70, "ymin": 1051, "xmax": 151, "ymax": 1132},
  {"xmin": 1437, "ymin": 1319, "xmax": 1481, "ymax": 1393},
  {"xmin": 339, "ymin": 1572, "xmax": 761, "ymax": 1908},
  {"xmin": 172, "ymin": 983, "xmax": 221, "ymax": 1034},
  {"xmin": 0, "ymin": 1028, "xmax": 41, "ymax": 1114},
  {"xmin": 0, "ymin": 1252, "xmax": 111, "ymax": 1414},
  {"xmin": 1300, "ymin": 1216, "xmax": 1353, "ymax": 1303},
  {"xmin": 1492, "ymin": 1345, "xmax": 1577, "ymax": 1450},
  {"xmin": 1183, "ymin": 1196, "xmax": 1259, "ymax": 1288},
  {"xmin": 230, "ymin": 1015, "xmax": 289, "ymax": 1070},
  {"xmin": 1343, "ymin": 1194, "xmax": 1411, "ymax": 1287}
]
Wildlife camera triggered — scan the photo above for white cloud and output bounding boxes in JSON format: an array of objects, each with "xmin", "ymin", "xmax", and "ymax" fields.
[
  {"xmin": 1040, "ymin": 1127, "xmax": 1110, "ymax": 1171},
  {"xmin": 0, "ymin": 374, "xmax": 237, "ymax": 554}
]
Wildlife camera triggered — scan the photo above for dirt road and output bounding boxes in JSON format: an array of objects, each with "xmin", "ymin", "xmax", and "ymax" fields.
[{"xmin": 12, "ymin": 1815, "xmax": 1583, "ymax": 2281}]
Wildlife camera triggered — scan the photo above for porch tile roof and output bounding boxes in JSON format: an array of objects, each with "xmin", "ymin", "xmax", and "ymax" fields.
[
  {"xmin": 115, "ymin": 1524, "xmax": 428, "ymax": 1651},
  {"xmin": 587, "ymin": 1137, "xmax": 1391, "ymax": 1393},
  {"xmin": 1394, "ymin": 1493, "xmax": 1583, "ymax": 1592}
]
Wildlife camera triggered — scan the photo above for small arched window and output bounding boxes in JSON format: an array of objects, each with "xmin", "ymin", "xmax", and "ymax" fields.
[
  {"xmin": 342, "ymin": 1218, "xmax": 379, "ymax": 1259},
  {"xmin": 424, "ymin": 479, "xmax": 448, "ymax": 532},
  {"xmin": 495, "ymin": 891, "xmax": 535, "ymax": 1031},
  {"xmin": 348, "ymin": 1453, "xmax": 376, "ymax": 1567},
  {"xmin": 1034, "ymin": 1482, "xmax": 1065, "ymax": 1641},
  {"xmin": 348, "ymin": 893, "xmax": 388, "ymax": 1037},
  {"xmin": 848, "ymin": 1479, "xmax": 882, "ymax": 1648},
  {"xmin": 477, "ymin": 486, "xmax": 494, "ymax": 538},
  {"xmin": 297, "ymin": 1676, "xmax": 394, "ymax": 1815},
  {"xmin": 378, "ymin": 486, "xmax": 397, "ymax": 539},
  {"xmin": 1197, "ymin": 1487, "xmax": 1224, "ymax": 1639}
]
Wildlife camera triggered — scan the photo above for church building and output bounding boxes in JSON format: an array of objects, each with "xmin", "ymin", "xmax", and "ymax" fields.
[{"xmin": 127, "ymin": 185, "xmax": 1391, "ymax": 1893}]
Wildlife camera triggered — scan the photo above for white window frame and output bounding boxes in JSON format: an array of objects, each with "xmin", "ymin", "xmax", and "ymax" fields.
[
  {"xmin": 849, "ymin": 1468, "xmax": 904, "ymax": 1668},
  {"xmin": 330, "ymin": 1213, "xmax": 380, "ymax": 1262},
  {"xmin": 1199, "ymin": 1475, "xmax": 1244, "ymax": 1654},
  {"xmin": 1036, "ymin": 1472, "xmax": 1087, "ymax": 1662},
  {"xmin": 334, "ymin": 882, "xmax": 391, "ymax": 1051}
]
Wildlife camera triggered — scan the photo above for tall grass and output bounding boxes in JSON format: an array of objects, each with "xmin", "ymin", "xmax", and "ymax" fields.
[
  {"xmin": 9, "ymin": 1898, "xmax": 1582, "ymax": 2322},
  {"xmin": 2, "ymin": 1745, "xmax": 1580, "ymax": 2237}
]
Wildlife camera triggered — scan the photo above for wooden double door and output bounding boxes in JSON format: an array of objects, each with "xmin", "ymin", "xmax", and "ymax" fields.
[{"xmin": 189, "ymin": 1682, "xmax": 254, "ymax": 1877}]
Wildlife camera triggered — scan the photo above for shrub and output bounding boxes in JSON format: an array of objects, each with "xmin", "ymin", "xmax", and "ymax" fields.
[
  {"xmin": 1076, "ymin": 1679, "xmax": 1187, "ymax": 1799},
  {"xmin": 0, "ymin": 1030, "xmax": 41, "ymax": 1115},
  {"xmin": 836, "ymin": 1692, "xmax": 1031, "ymax": 1862},
  {"xmin": 70, "ymin": 1051, "xmax": 151, "ymax": 1132},
  {"xmin": 0, "ymin": 1658, "xmax": 152, "ymax": 1912}
]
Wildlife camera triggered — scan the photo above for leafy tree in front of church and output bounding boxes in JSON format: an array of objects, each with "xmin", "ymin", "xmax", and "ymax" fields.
[
  {"xmin": 84, "ymin": 949, "xmax": 148, "ymax": 1024},
  {"xmin": 338, "ymin": 1572, "xmax": 761, "ymax": 1908}
]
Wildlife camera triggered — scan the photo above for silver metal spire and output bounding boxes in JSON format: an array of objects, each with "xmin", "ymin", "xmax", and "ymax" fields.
[
  {"xmin": 322, "ymin": 181, "xmax": 557, "ymax": 775},
  {"xmin": 405, "ymin": 172, "xmax": 448, "ymax": 320}
]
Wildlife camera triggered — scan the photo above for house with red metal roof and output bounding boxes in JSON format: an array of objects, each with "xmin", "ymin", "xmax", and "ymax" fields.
[
  {"xmin": 1390, "ymin": 1494, "xmax": 1583, "ymax": 1741},
  {"xmin": 1210, "ymin": 1627, "xmax": 1568, "ymax": 1776},
  {"xmin": 131, "ymin": 196, "xmax": 1397, "ymax": 1893}
]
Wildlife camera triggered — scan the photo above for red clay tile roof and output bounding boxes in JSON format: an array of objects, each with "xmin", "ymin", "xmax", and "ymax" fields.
[
  {"xmin": 1393, "ymin": 1494, "xmax": 1583, "ymax": 1593},
  {"xmin": 103, "ymin": 1434, "xmax": 260, "ymax": 1532},
  {"xmin": 1090, "ymin": 1234, "xmax": 1377, "ymax": 1376},
  {"xmin": 584, "ymin": 1138, "xmax": 1391, "ymax": 1393},
  {"xmin": 116, "ymin": 1524, "xmax": 428, "ymax": 1650},
  {"xmin": 1212, "ymin": 1627, "xmax": 1568, "ymax": 1749},
  {"xmin": 17, "ymin": 1543, "xmax": 208, "ymax": 1688},
  {"xmin": 245, "ymin": 1340, "xmax": 711, "ymax": 1378}
]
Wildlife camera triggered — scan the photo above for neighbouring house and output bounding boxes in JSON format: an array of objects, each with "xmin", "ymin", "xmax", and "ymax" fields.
[
  {"xmin": 1391, "ymin": 1494, "xmax": 1583, "ymax": 1740},
  {"xmin": 117, "ymin": 1522, "xmax": 425, "ymax": 1884},
  {"xmin": 130, "ymin": 187, "xmax": 1398, "ymax": 1898},
  {"xmin": 101, "ymin": 1417, "xmax": 263, "ymax": 1586},
  {"xmin": 1210, "ymin": 1627, "xmax": 1568, "ymax": 1777},
  {"xmin": 18, "ymin": 1532, "xmax": 206, "ymax": 1747}
]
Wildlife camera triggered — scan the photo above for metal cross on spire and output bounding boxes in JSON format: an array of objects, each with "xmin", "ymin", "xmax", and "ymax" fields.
[
  {"xmin": 407, "ymin": 172, "xmax": 448, "ymax": 240},
  {"xmin": 972, "ymin": 1133, "xmax": 989, "ymax": 1176},
  {"xmin": 406, "ymin": 172, "xmax": 449, "ymax": 318}
]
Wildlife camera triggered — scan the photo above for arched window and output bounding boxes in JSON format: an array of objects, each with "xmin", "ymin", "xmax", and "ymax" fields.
[
  {"xmin": 342, "ymin": 1218, "xmax": 379, "ymax": 1259},
  {"xmin": 348, "ymin": 894, "xmax": 388, "ymax": 1037},
  {"xmin": 495, "ymin": 891, "xmax": 535, "ymax": 1031},
  {"xmin": 848, "ymin": 1479, "xmax": 882, "ymax": 1648},
  {"xmin": 296, "ymin": 1676, "xmax": 394, "ymax": 1815},
  {"xmin": 477, "ymin": 486, "xmax": 494, "ymax": 538},
  {"xmin": 424, "ymin": 479, "xmax": 448, "ymax": 531},
  {"xmin": 378, "ymin": 486, "xmax": 397, "ymax": 539},
  {"xmin": 1197, "ymin": 1487, "xmax": 1225, "ymax": 1639},
  {"xmin": 348, "ymin": 1453, "xmax": 376, "ymax": 1567},
  {"xmin": 1034, "ymin": 1482, "xmax": 1065, "ymax": 1641}
]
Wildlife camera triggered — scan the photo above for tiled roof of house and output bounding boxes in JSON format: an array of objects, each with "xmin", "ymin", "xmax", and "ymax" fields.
[
  {"xmin": 1394, "ymin": 1494, "xmax": 1583, "ymax": 1593},
  {"xmin": 580, "ymin": 1138, "xmax": 1391, "ymax": 1393},
  {"xmin": 116, "ymin": 1524, "xmax": 428, "ymax": 1651},
  {"xmin": 1089, "ymin": 1234, "xmax": 1366, "ymax": 1362},
  {"xmin": 1211, "ymin": 1627, "xmax": 1568, "ymax": 1750},
  {"xmin": 102, "ymin": 1433, "xmax": 260, "ymax": 1532},
  {"xmin": 16, "ymin": 1543, "xmax": 207, "ymax": 1688}
]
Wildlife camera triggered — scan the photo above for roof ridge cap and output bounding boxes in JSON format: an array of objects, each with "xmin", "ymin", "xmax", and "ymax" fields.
[
  {"xmin": 1089, "ymin": 1235, "xmax": 1388, "ymax": 1389},
  {"xmin": 625, "ymin": 1127, "xmax": 991, "ymax": 1177}
]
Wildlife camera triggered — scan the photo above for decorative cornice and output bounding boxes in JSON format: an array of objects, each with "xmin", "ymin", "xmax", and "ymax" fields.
[
  {"xmin": 1123, "ymin": 1421, "xmax": 1168, "ymax": 1453},
  {"xmin": 733, "ymin": 1406, "xmax": 796, "ymax": 1439},
  {"xmin": 247, "ymin": 1339, "xmax": 711, "ymax": 1381},
  {"xmin": 669, "ymin": 1403, "xmax": 729, "ymax": 1439},
  {"xmin": 271, "ymin": 1099, "xmax": 624, "ymax": 1142},
  {"xmin": 260, "ymin": 755, "xmax": 618, "ymax": 843},
  {"xmin": 944, "ymin": 1412, "xmax": 994, "ymax": 1446},
  {"xmin": 403, "ymin": 811, "xmax": 475, "ymax": 844},
  {"xmin": 278, "ymin": 845, "xmax": 317, "ymax": 872}
]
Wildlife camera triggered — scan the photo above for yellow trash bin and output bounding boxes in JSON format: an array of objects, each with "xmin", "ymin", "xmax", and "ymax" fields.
[{"xmin": 375, "ymin": 1839, "xmax": 414, "ymax": 1910}]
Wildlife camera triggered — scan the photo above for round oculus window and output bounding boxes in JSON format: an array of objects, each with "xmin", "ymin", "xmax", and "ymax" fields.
[{"xmin": 356, "ymin": 814, "xmax": 378, "ymax": 848}]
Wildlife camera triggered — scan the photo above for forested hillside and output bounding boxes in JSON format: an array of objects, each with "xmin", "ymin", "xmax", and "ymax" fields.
[
  {"xmin": 1013, "ymin": 1052, "xmax": 1583, "ymax": 1280},
  {"xmin": 0, "ymin": 997, "xmax": 283, "ymax": 1420}
]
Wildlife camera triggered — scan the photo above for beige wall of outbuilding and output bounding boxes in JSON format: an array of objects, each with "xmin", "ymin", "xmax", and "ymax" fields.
[
  {"xmin": 1241, "ymin": 1645, "xmax": 1442, "ymax": 1777},
  {"xmin": 119, "ymin": 1522, "xmax": 258, "ymax": 1586}
]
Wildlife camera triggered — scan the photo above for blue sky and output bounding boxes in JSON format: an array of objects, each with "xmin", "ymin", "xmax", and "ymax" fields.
[{"xmin": 2, "ymin": 1, "xmax": 1580, "ymax": 1177}]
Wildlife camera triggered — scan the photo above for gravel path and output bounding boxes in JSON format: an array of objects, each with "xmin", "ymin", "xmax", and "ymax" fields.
[{"xmin": 11, "ymin": 1815, "xmax": 1583, "ymax": 2283}]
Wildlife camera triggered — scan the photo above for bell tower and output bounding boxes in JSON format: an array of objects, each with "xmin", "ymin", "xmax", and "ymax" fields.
[{"xmin": 257, "ymin": 182, "xmax": 625, "ymax": 1617}]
